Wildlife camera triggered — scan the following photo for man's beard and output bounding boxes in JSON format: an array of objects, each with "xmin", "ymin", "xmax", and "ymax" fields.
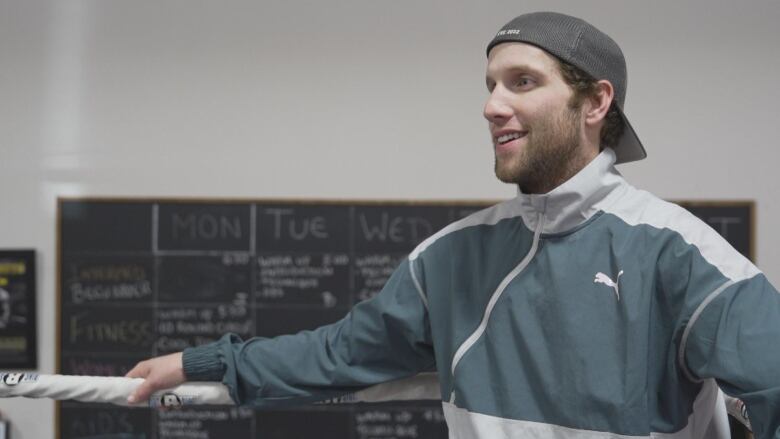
[{"xmin": 494, "ymin": 103, "xmax": 584, "ymax": 194}]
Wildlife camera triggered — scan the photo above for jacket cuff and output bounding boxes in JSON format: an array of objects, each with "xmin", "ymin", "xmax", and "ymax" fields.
[{"xmin": 182, "ymin": 343, "xmax": 225, "ymax": 381}]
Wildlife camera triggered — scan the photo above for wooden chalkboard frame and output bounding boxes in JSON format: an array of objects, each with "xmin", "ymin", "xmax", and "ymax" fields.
[{"xmin": 55, "ymin": 196, "xmax": 756, "ymax": 439}]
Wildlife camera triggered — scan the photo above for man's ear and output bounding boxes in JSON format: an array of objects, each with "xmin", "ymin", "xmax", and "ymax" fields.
[{"xmin": 584, "ymin": 80, "xmax": 614, "ymax": 127}]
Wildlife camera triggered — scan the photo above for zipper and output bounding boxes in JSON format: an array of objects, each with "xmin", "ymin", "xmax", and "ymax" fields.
[{"xmin": 448, "ymin": 212, "xmax": 545, "ymax": 404}]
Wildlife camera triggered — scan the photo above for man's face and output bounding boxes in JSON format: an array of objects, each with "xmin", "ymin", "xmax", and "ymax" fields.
[{"xmin": 484, "ymin": 42, "xmax": 584, "ymax": 193}]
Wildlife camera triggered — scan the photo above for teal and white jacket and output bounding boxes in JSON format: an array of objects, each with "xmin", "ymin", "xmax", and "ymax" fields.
[{"xmin": 184, "ymin": 148, "xmax": 780, "ymax": 439}]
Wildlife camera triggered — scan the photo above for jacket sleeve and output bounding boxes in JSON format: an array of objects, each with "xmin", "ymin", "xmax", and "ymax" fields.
[
  {"xmin": 683, "ymin": 273, "xmax": 780, "ymax": 439},
  {"xmin": 663, "ymin": 218, "xmax": 780, "ymax": 439},
  {"xmin": 180, "ymin": 257, "xmax": 435, "ymax": 407}
]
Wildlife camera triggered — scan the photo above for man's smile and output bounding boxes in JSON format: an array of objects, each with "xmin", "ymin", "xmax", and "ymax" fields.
[
  {"xmin": 493, "ymin": 129, "xmax": 528, "ymax": 154},
  {"xmin": 497, "ymin": 132, "xmax": 527, "ymax": 144}
]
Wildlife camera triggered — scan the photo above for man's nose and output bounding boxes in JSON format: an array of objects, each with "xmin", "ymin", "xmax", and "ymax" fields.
[{"xmin": 483, "ymin": 89, "xmax": 513, "ymax": 123}]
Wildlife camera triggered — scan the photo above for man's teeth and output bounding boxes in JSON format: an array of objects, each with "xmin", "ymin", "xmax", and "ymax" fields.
[{"xmin": 497, "ymin": 132, "xmax": 523, "ymax": 144}]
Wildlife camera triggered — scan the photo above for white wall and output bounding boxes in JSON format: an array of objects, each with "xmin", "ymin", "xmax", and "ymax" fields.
[{"xmin": 1, "ymin": 0, "xmax": 778, "ymax": 437}]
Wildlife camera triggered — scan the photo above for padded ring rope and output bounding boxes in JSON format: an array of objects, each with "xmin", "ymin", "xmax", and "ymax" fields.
[
  {"xmin": 0, "ymin": 372, "xmax": 752, "ymax": 433},
  {"xmin": 0, "ymin": 373, "xmax": 233, "ymax": 408},
  {"xmin": 0, "ymin": 372, "xmax": 440, "ymax": 408}
]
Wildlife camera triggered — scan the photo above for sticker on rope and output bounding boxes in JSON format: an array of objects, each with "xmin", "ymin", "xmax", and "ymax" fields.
[{"xmin": 1, "ymin": 373, "xmax": 38, "ymax": 386}]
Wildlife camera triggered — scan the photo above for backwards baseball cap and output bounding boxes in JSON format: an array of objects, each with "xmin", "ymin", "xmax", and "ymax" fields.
[{"xmin": 486, "ymin": 12, "xmax": 646, "ymax": 164}]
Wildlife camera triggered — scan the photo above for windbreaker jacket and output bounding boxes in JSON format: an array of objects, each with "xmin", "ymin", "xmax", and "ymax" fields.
[{"xmin": 184, "ymin": 149, "xmax": 780, "ymax": 439}]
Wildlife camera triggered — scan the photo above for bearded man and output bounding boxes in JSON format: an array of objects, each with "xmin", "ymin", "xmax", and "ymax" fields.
[{"xmin": 126, "ymin": 12, "xmax": 780, "ymax": 439}]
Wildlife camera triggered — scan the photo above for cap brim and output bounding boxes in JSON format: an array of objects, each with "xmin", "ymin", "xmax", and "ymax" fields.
[{"xmin": 613, "ymin": 105, "xmax": 646, "ymax": 164}]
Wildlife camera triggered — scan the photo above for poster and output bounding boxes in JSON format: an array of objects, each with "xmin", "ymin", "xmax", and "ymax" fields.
[{"xmin": 0, "ymin": 250, "xmax": 37, "ymax": 369}]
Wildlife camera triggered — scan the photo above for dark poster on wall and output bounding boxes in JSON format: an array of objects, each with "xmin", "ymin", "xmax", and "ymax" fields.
[{"xmin": 0, "ymin": 249, "xmax": 37, "ymax": 369}]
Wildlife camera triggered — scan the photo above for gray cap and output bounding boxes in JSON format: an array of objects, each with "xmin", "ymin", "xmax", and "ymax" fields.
[{"xmin": 487, "ymin": 12, "xmax": 646, "ymax": 164}]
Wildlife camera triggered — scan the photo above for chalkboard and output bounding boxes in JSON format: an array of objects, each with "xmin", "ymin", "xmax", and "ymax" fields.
[
  {"xmin": 57, "ymin": 198, "xmax": 755, "ymax": 439},
  {"xmin": 57, "ymin": 199, "xmax": 488, "ymax": 439},
  {"xmin": 675, "ymin": 201, "xmax": 754, "ymax": 261}
]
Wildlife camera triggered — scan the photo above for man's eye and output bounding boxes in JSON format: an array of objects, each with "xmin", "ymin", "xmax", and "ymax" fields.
[{"xmin": 516, "ymin": 77, "xmax": 534, "ymax": 88}]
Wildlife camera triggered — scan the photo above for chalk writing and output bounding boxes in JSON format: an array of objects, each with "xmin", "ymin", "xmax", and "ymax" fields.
[
  {"xmin": 264, "ymin": 208, "xmax": 329, "ymax": 240},
  {"xmin": 358, "ymin": 213, "xmax": 432, "ymax": 244},
  {"xmin": 172, "ymin": 214, "xmax": 243, "ymax": 241}
]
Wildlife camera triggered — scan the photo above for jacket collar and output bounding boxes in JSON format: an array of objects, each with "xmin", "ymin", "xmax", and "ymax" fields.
[{"xmin": 515, "ymin": 147, "xmax": 628, "ymax": 234}]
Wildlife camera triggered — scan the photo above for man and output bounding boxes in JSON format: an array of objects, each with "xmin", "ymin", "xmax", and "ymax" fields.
[{"xmin": 127, "ymin": 12, "xmax": 780, "ymax": 439}]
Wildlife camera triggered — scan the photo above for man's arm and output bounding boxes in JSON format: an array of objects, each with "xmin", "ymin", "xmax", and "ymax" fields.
[
  {"xmin": 126, "ymin": 257, "xmax": 434, "ymax": 406},
  {"xmin": 683, "ymin": 273, "xmax": 780, "ymax": 439},
  {"xmin": 650, "ymin": 207, "xmax": 780, "ymax": 438}
]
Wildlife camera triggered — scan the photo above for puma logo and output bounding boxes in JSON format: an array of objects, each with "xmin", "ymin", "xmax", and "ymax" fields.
[{"xmin": 594, "ymin": 270, "xmax": 624, "ymax": 301}]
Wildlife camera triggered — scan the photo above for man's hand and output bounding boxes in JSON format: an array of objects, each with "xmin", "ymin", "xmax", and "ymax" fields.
[{"xmin": 125, "ymin": 352, "xmax": 185, "ymax": 404}]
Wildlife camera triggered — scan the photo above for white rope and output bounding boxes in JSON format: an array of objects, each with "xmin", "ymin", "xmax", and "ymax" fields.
[
  {"xmin": 320, "ymin": 372, "xmax": 440, "ymax": 404},
  {"xmin": 0, "ymin": 372, "xmax": 441, "ymax": 408},
  {"xmin": 1, "ymin": 371, "xmax": 751, "ymax": 433},
  {"xmin": 0, "ymin": 373, "xmax": 233, "ymax": 407}
]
